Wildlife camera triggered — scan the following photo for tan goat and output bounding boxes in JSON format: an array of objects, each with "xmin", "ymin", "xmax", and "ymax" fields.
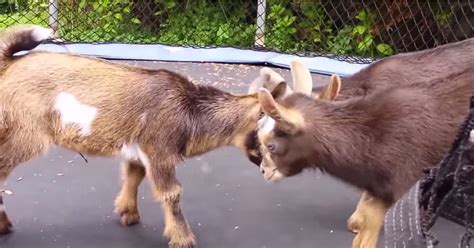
[{"xmin": 0, "ymin": 24, "xmax": 285, "ymax": 248}]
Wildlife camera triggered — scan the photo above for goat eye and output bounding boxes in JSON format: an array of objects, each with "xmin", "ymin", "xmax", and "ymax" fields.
[
  {"xmin": 274, "ymin": 128, "xmax": 287, "ymax": 137},
  {"xmin": 266, "ymin": 143, "xmax": 276, "ymax": 153}
]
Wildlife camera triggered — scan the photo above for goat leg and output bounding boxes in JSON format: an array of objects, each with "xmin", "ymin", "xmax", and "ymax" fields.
[
  {"xmin": 114, "ymin": 160, "xmax": 146, "ymax": 226},
  {"xmin": 350, "ymin": 192, "xmax": 388, "ymax": 248},
  {"xmin": 146, "ymin": 154, "xmax": 196, "ymax": 248}
]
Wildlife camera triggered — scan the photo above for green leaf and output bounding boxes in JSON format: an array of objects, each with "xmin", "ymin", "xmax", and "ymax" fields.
[
  {"xmin": 376, "ymin": 43, "xmax": 394, "ymax": 56},
  {"xmin": 354, "ymin": 25, "xmax": 366, "ymax": 35},
  {"xmin": 165, "ymin": 1, "xmax": 176, "ymax": 9},
  {"xmin": 362, "ymin": 35, "xmax": 373, "ymax": 46},
  {"xmin": 114, "ymin": 13, "xmax": 123, "ymax": 20},
  {"xmin": 357, "ymin": 35, "xmax": 373, "ymax": 52},
  {"xmin": 131, "ymin": 17, "xmax": 141, "ymax": 24},
  {"xmin": 355, "ymin": 10, "xmax": 367, "ymax": 21},
  {"xmin": 154, "ymin": 10, "xmax": 166, "ymax": 16},
  {"xmin": 79, "ymin": 0, "xmax": 87, "ymax": 9}
]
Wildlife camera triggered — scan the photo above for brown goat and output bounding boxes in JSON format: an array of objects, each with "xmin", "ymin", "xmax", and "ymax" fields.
[
  {"xmin": 0, "ymin": 25, "xmax": 285, "ymax": 248},
  {"xmin": 245, "ymin": 39, "xmax": 474, "ymax": 243},
  {"xmin": 244, "ymin": 38, "xmax": 474, "ymax": 166},
  {"xmin": 256, "ymin": 66, "xmax": 474, "ymax": 248}
]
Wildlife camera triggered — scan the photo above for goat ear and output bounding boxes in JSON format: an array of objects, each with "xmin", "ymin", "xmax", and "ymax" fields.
[
  {"xmin": 271, "ymin": 81, "xmax": 293, "ymax": 101},
  {"xmin": 290, "ymin": 58, "xmax": 313, "ymax": 96},
  {"xmin": 260, "ymin": 67, "xmax": 285, "ymax": 86},
  {"xmin": 258, "ymin": 88, "xmax": 303, "ymax": 134},
  {"xmin": 261, "ymin": 68, "xmax": 295, "ymax": 98},
  {"xmin": 318, "ymin": 74, "xmax": 341, "ymax": 100},
  {"xmin": 248, "ymin": 71, "xmax": 270, "ymax": 94},
  {"xmin": 259, "ymin": 88, "xmax": 279, "ymax": 117},
  {"xmin": 248, "ymin": 67, "xmax": 289, "ymax": 95}
]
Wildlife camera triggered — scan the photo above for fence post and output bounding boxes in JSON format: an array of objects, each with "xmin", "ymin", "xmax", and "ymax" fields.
[
  {"xmin": 48, "ymin": 0, "xmax": 59, "ymax": 36},
  {"xmin": 254, "ymin": 0, "xmax": 266, "ymax": 47}
]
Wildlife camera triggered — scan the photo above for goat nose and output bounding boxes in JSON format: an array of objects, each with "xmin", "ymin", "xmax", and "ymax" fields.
[{"xmin": 260, "ymin": 168, "xmax": 265, "ymax": 174}]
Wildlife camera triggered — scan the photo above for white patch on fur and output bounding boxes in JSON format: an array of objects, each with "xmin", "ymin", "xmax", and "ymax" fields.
[
  {"xmin": 269, "ymin": 170, "xmax": 284, "ymax": 182},
  {"xmin": 120, "ymin": 143, "xmax": 151, "ymax": 169},
  {"xmin": 31, "ymin": 26, "xmax": 54, "ymax": 42},
  {"xmin": 139, "ymin": 113, "xmax": 147, "ymax": 125},
  {"xmin": 54, "ymin": 92, "xmax": 97, "ymax": 136},
  {"xmin": 137, "ymin": 148, "xmax": 151, "ymax": 170},
  {"xmin": 261, "ymin": 165, "xmax": 285, "ymax": 183},
  {"xmin": 121, "ymin": 143, "xmax": 141, "ymax": 161},
  {"xmin": 258, "ymin": 116, "xmax": 276, "ymax": 134},
  {"xmin": 470, "ymin": 130, "xmax": 474, "ymax": 144}
]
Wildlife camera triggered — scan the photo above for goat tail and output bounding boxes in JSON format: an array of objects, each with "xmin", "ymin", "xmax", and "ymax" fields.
[{"xmin": 0, "ymin": 24, "xmax": 54, "ymax": 62}]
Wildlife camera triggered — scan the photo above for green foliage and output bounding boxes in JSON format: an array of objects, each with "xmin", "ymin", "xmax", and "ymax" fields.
[
  {"xmin": 264, "ymin": 0, "xmax": 394, "ymax": 57},
  {"xmin": 266, "ymin": 3, "xmax": 297, "ymax": 51},
  {"xmin": 157, "ymin": 1, "xmax": 255, "ymax": 46},
  {"xmin": 435, "ymin": 9, "xmax": 452, "ymax": 27},
  {"xmin": 59, "ymin": 0, "xmax": 142, "ymax": 42},
  {"xmin": 0, "ymin": 0, "xmax": 29, "ymax": 12},
  {"xmin": 56, "ymin": 0, "xmax": 255, "ymax": 46},
  {"xmin": 0, "ymin": 0, "xmax": 47, "ymax": 28},
  {"xmin": 327, "ymin": 25, "xmax": 353, "ymax": 55},
  {"xmin": 296, "ymin": 2, "xmax": 333, "ymax": 49},
  {"xmin": 328, "ymin": 10, "xmax": 393, "ymax": 56},
  {"xmin": 349, "ymin": 10, "xmax": 394, "ymax": 57},
  {"xmin": 0, "ymin": 0, "xmax": 396, "ymax": 58}
]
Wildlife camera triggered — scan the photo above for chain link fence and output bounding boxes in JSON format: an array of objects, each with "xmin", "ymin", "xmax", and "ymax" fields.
[{"xmin": 0, "ymin": 0, "xmax": 473, "ymax": 63}]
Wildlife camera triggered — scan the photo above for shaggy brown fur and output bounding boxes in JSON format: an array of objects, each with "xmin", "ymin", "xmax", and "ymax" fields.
[
  {"xmin": 0, "ymin": 25, "xmax": 283, "ymax": 248},
  {"xmin": 247, "ymin": 41, "xmax": 474, "ymax": 247},
  {"xmin": 244, "ymin": 39, "xmax": 474, "ymax": 168},
  {"xmin": 258, "ymin": 68, "xmax": 474, "ymax": 247},
  {"xmin": 312, "ymin": 37, "xmax": 474, "ymax": 100}
]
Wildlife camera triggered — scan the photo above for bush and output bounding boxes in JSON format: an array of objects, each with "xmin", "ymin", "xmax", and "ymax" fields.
[
  {"xmin": 0, "ymin": 0, "xmax": 47, "ymax": 28},
  {"xmin": 0, "ymin": 0, "xmax": 397, "ymax": 58},
  {"xmin": 264, "ymin": 0, "xmax": 394, "ymax": 56}
]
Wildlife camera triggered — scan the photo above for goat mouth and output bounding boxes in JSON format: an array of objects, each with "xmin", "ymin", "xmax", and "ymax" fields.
[{"xmin": 266, "ymin": 168, "xmax": 278, "ymax": 181}]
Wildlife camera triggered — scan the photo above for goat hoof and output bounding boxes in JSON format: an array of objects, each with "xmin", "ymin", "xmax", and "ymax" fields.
[
  {"xmin": 118, "ymin": 210, "xmax": 140, "ymax": 226},
  {"xmin": 169, "ymin": 239, "xmax": 197, "ymax": 248},
  {"xmin": 169, "ymin": 244, "xmax": 196, "ymax": 248},
  {"xmin": 352, "ymin": 232, "xmax": 378, "ymax": 248},
  {"xmin": 0, "ymin": 218, "xmax": 12, "ymax": 234},
  {"xmin": 347, "ymin": 214, "xmax": 362, "ymax": 234},
  {"xmin": 167, "ymin": 230, "xmax": 197, "ymax": 248}
]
